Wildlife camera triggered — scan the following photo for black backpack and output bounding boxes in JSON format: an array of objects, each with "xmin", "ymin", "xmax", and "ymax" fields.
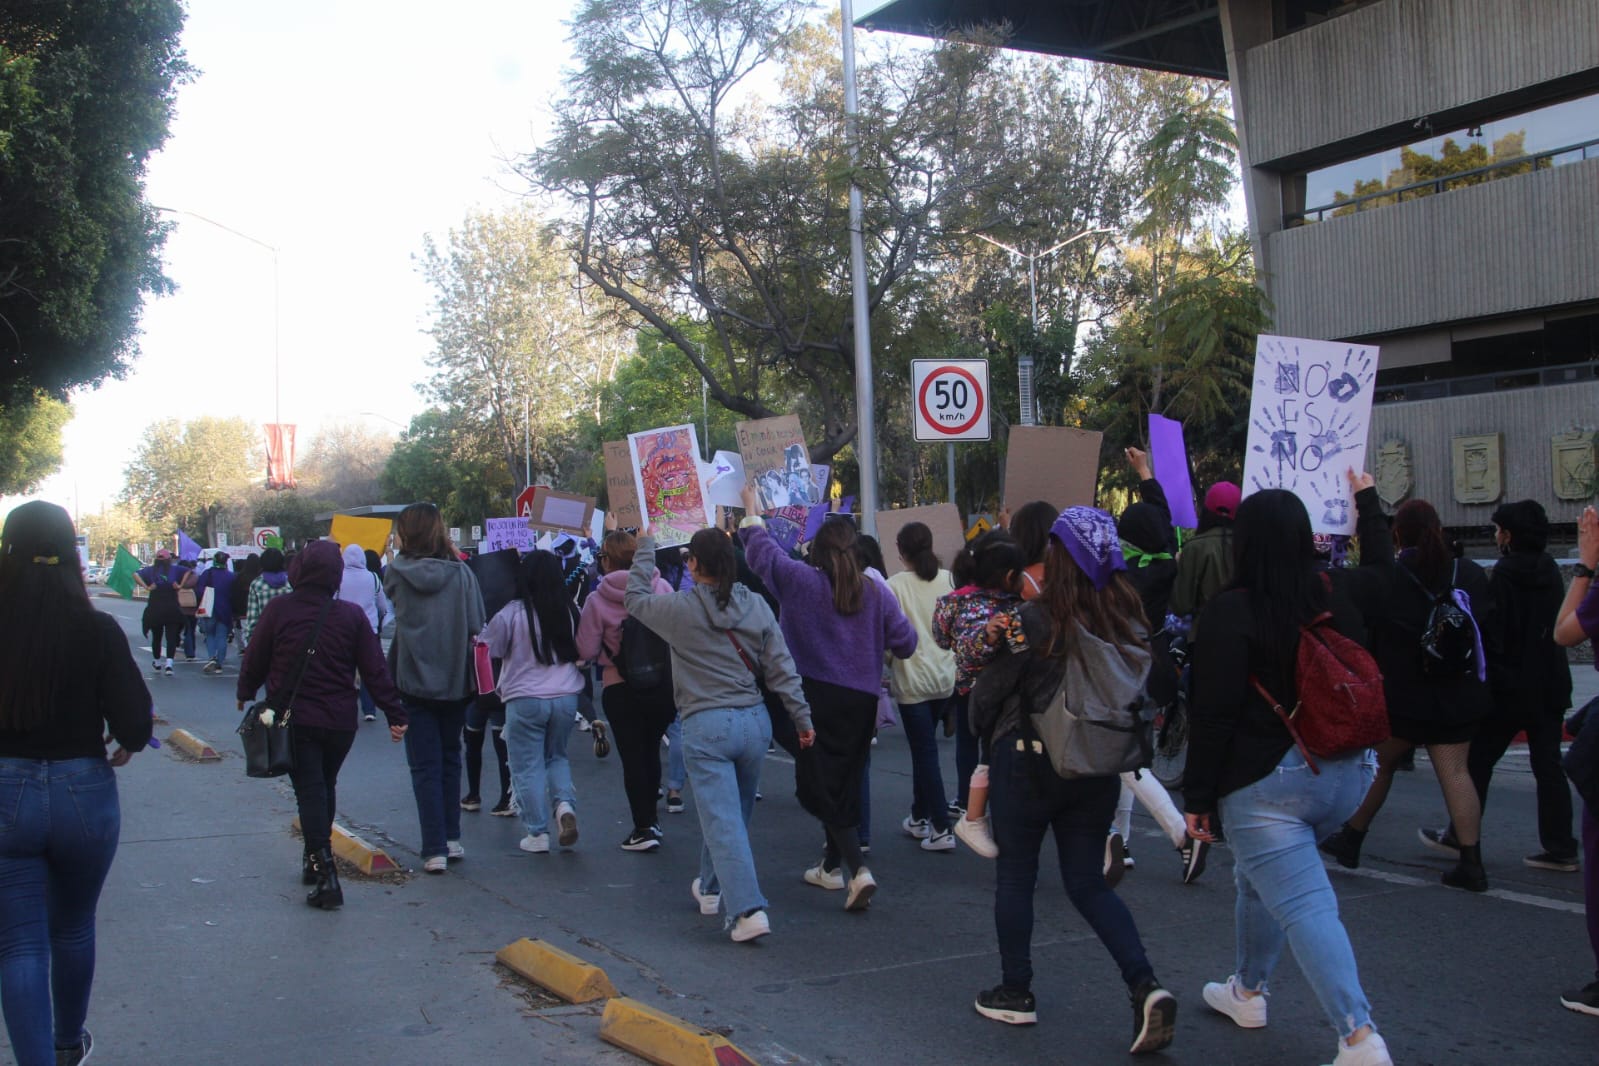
[
  {"xmin": 1402, "ymin": 560, "xmax": 1478, "ymax": 680},
  {"xmin": 613, "ymin": 615, "xmax": 672, "ymax": 691}
]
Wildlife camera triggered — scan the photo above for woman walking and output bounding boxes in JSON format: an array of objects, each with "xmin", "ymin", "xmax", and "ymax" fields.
[
  {"xmin": 1184, "ymin": 486, "xmax": 1390, "ymax": 1066},
  {"xmin": 241, "ymin": 547, "xmax": 291, "ymax": 649},
  {"xmin": 192, "ymin": 551, "xmax": 237, "ymax": 674},
  {"xmin": 385, "ymin": 503, "xmax": 486, "ymax": 874},
  {"xmin": 0, "ymin": 502, "xmax": 154, "ymax": 1066},
  {"xmin": 740, "ymin": 484, "xmax": 917, "ymax": 910},
  {"xmin": 134, "ymin": 548, "xmax": 185, "ymax": 675},
  {"xmin": 625, "ymin": 527, "xmax": 813, "ymax": 942},
  {"xmin": 480, "ymin": 551, "xmax": 588, "ymax": 854},
  {"xmin": 238, "ymin": 540, "xmax": 408, "ymax": 908}
]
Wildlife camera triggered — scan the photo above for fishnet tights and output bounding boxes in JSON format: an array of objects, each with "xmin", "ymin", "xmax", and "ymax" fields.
[{"xmin": 1346, "ymin": 738, "xmax": 1481, "ymax": 846}]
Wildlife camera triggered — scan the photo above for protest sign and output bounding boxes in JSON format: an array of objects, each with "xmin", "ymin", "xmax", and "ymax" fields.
[
  {"xmin": 628, "ymin": 424, "xmax": 712, "ymax": 548},
  {"xmin": 329, "ymin": 515, "xmax": 394, "ymax": 556},
  {"xmin": 1242, "ymin": 335, "xmax": 1378, "ymax": 535},
  {"xmin": 603, "ymin": 441, "xmax": 643, "ymax": 529},
  {"xmin": 467, "ymin": 549, "xmax": 521, "ymax": 618},
  {"xmin": 1003, "ymin": 426, "xmax": 1102, "ymax": 512},
  {"xmin": 529, "ymin": 488, "xmax": 596, "ymax": 536},
  {"xmin": 704, "ymin": 450, "xmax": 747, "ymax": 508},
  {"xmin": 875, "ymin": 503, "xmax": 966, "ymax": 578},
  {"xmin": 482, "ymin": 517, "xmax": 536, "ymax": 554},
  {"xmin": 1148, "ymin": 414, "xmax": 1199, "ymax": 528},
  {"xmin": 735, "ymin": 415, "xmax": 816, "ymax": 512}
]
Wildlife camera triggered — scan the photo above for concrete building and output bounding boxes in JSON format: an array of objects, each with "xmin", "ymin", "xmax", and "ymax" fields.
[{"xmin": 859, "ymin": 0, "xmax": 1599, "ymax": 528}]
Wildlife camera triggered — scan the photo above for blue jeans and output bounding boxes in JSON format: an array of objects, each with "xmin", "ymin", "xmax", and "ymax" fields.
[
  {"xmin": 665, "ymin": 716, "xmax": 686, "ymax": 793},
  {"xmin": 1219, "ymin": 747, "xmax": 1378, "ymax": 1038},
  {"xmin": 182, "ymin": 616, "xmax": 197, "ymax": 659},
  {"xmin": 989, "ymin": 738, "xmax": 1154, "ymax": 993},
  {"xmin": 402, "ymin": 696, "xmax": 469, "ymax": 860},
  {"xmin": 901, "ymin": 698, "xmax": 952, "ymax": 831},
  {"xmin": 202, "ymin": 617, "xmax": 228, "ymax": 666},
  {"xmin": 685, "ymin": 707, "xmax": 771, "ymax": 924},
  {"xmin": 0, "ymin": 758, "xmax": 120, "ymax": 1066},
  {"xmin": 503, "ymin": 695, "xmax": 578, "ymax": 838}
]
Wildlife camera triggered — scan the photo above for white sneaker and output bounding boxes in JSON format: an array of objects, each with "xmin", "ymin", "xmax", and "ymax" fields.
[
  {"xmin": 1202, "ymin": 975, "xmax": 1268, "ymax": 1029},
  {"xmin": 730, "ymin": 909, "xmax": 770, "ymax": 943},
  {"xmin": 555, "ymin": 801, "xmax": 579, "ymax": 847},
  {"xmin": 576, "ymin": 714, "xmax": 592, "ymax": 732},
  {"xmin": 691, "ymin": 877, "xmax": 721, "ymax": 916},
  {"xmin": 1325, "ymin": 1031, "xmax": 1391, "ymax": 1066},
  {"xmin": 423, "ymin": 855, "xmax": 447, "ymax": 873},
  {"xmin": 1103, "ymin": 832, "xmax": 1126, "ymax": 888},
  {"xmin": 446, "ymin": 840, "xmax": 465, "ymax": 860},
  {"xmin": 901, "ymin": 815, "xmax": 932, "ymax": 840},
  {"xmin": 954, "ymin": 814, "xmax": 999, "ymax": 858},
  {"xmin": 802, "ymin": 862, "xmax": 845, "ymax": 891},
  {"xmin": 845, "ymin": 867, "xmax": 876, "ymax": 911},
  {"xmin": 921, "ymin": 828, "xmax": 956, "ymax": 852},
  {"xmin": 520, "ymin": 834, "xmax": 550, "ymax": 853}
]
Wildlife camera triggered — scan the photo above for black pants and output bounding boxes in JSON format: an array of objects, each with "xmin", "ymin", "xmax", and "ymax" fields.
[
  {"xmin": 603, "ymin": 682, "xmax": 678, "ymax": 831},
  {"xmin": 149, "ymin": 620, "xmax": 182, "ymax": 660},
  {"xmin": 796, "ymin": 678, "xmax": 876, "ymax": 876},
  {"xmin": 1468, "ymin": 702, "xmax": 1577, "ymax": 855},
  {"xmin": 290, "ymin": 724, "xmax": 356, "ymax": 854}
]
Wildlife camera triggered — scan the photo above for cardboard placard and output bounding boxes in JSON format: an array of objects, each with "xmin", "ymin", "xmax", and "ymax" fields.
[
  {"xmin": 529, "ymin": 488, "xmax": 596, "ymax": 535},
  {"xmin": 875, "ymin": 503, "xmax": 967, "ymax": 577},
  {"xmin": 482, "ymin": 517, "xmax": 536, "ymax": 554},
  {"xmin": 735, "ymin": 415, "xmax": 817, "ymax": 511},
  {"xmin": 602, "ymin": 441, "xmax": 643, "ymax": 529},
  {"xmin": 328, "ymin": 515, "xmax": 395, "ymax": 556},
  {"xmin": 1003, "ymin": 426, "xmax": 1103, "ymax": 513},
  {"xmin": 628, "ymin": 424, "xmax": 713, "ymax": 548}
]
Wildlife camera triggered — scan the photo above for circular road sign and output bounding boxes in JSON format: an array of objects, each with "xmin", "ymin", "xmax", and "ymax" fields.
[{"xmin": 912, "ymin": 359, "xmax": 991, "ymax": 442}]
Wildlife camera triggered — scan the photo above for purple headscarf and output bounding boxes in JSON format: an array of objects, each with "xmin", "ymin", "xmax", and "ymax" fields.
[{"xmin": 1049, "ymin": 506, "xmax": 1127, "ymax": 590}]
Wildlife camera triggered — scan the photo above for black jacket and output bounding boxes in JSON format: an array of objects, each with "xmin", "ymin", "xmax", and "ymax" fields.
[{"xmin": 1486, "ymin": 550, "xmax": 1571, "ymax": 716}]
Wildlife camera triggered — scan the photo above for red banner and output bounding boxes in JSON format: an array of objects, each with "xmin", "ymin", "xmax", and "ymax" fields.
[{"xmin": 264, "ymin": 423, "xmax": 298, "ymax": 490}]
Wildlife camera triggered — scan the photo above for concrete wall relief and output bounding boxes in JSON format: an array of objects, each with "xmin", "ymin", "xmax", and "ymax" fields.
[
  {"xmin": 1373, "ymin": 438, "xmax": 1412, "ymax": 510},
  {"xmin": 1451, "ymin": 433, "xmax": 1503, "ymax": 504},
  {"xmin": 1552, "ymin": 430, "xmax": 1598, "ymax": 501}
]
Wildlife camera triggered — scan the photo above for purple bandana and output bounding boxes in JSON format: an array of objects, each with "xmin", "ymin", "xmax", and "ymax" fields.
[{"xmin": 1050, "ymin": 506, "xmax": 1126, "ymax": 589}]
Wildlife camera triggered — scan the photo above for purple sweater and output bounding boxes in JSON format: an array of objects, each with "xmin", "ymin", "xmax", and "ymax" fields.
[{"xmin": 740, "ymin": 524, "xmax": 917, "ymax": 695}]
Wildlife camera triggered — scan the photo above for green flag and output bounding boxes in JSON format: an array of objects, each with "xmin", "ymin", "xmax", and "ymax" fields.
[{"xmin": 106, "ymin": 544, "xmax": 140, "ymax": 600}]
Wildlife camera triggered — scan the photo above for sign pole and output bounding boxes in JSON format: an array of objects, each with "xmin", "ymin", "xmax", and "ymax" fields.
[
  {"xmin": 840, "ymin": 0, "xmax": 877, "ymax": 536},
  {"xmin": 947, "ymin": 442, "xmax": 956, "ymax": 506}
]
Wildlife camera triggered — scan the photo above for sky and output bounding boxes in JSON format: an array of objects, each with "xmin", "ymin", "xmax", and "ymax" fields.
[{"xmin": 6, "ymin": 0, "xmax": 581, "ymax": 520}]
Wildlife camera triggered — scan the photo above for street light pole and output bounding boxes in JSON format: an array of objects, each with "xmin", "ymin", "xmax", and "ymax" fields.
[{"xmin": 840, "ymin": 0, "xmax": 878, "ymax": 535}]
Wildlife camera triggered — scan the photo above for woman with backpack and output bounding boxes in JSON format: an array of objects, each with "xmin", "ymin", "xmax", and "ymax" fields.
[
  {"xmin": 576, "ymin": 527, "xmax": 678, "ymax": 852},
  {"xmin": 967, "ymin": 506, "xmax": 1177, "ymax": 1055},
  {"xmin": 1183, "ymin": 483, "xmax": 1391, "ymax": 1066},
  {"xmin": 1319, "ymin": 497, "xmax": 1496, "ymax": 891}
]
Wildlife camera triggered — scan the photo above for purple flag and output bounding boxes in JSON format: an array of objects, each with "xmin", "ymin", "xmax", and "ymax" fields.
[
  {"xmin": 176, "ymin": 530, "xmax": 203, "ymax": 560},
  {"xmin": 1148, "ymin": 414, "xmax": 1199, "ymax": 528}
]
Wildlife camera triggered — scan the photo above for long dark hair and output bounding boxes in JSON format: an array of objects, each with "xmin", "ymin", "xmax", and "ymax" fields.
[
  {"xmin": 1229, "ymin": 489, "xmax": 1327, "ymax": 674},
  {"xmin": 1009, "ymin": 500, "xmax": 1057, "ymax": 566},
  {"xmin": 856, "ymin": 533, "xmax": 887, "ymax": 578},
  {"xmin": 1393, "ymin": 498, "xmax": 1451, "ymax": 589},
  {"xmin": 0, "ymin": 502, "xmax": 92, "ymax": 730},
  {"xmin": 1040, "ymin": 539, "xmax": 1148, "ymax": 659},
  {"xmin": 518, "ymin": 550, "xmax": 579, "ymax": 666},
  {"xmin": 810, "ymin": 517, "xmax": 865, "ymax": 615},
  {"xmin": 895, "ymin": 522, "xmax": 940, "ymax": 581},
  {"xmin": 688, "ymin": 529, "xmax": 737, "ymax": 609}
]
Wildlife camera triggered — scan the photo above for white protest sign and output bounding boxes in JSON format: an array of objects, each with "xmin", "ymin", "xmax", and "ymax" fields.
[
  {"xmin": 482, "ymin": 517, "xmax": 536, "ymax": 553},
  {"xmin": 703, "ymin": 450, "xmax": 747, "ymax": 508},
  {"xmin": 1242, "ymin": 335, "xmax": 1379, "ymax": 535}
]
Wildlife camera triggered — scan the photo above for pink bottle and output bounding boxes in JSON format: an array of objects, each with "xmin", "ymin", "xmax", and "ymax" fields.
[{"xmin": 473, "ymin": 641, "xmax": 495, "ymax": 696}]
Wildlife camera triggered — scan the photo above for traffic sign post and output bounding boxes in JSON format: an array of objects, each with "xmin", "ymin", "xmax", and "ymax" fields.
[
  {"xmin": 911, "ymin": 360, "xmax": 991, "ymax": 443},
  {"xmin": 515, "ymin": 486, "xmax": 538, "ymax": 518}
]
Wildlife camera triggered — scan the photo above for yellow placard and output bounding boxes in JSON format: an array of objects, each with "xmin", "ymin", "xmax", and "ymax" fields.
[{"xmin": 328, "ymin": 515, "xmax": 394, "ymax": 556}]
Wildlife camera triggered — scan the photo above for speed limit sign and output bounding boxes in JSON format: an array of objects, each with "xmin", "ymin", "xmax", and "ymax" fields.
[{"xmin": 912, "ymin": 359, "xmax": 991, "ymax": 442}]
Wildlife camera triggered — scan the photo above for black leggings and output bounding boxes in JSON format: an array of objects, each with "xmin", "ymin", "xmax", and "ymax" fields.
[
  {"xmin": 290, "ymin": 724, "xmax": 356, "ymax": 853},
  {"xmin": 603, "ymin": 682, "xmax": 678, "ymax": 831},
  {"xmin": 149, "ymin": 620, "xmax": 182, "ymax": 660}
]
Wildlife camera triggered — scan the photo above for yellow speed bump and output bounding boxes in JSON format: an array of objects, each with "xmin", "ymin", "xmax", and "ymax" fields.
[
  {"xmin": 496, "ymin": 937, "xmax": 617, "ymax": 1004},
  {"xmin": 167, "ymin": 729, "xmax": 221, "ymax": 761},
  {"xmin": 599, "ymin": 996, "xmax": 760, "ymax": 1066},
  {"xmin": 290, "ymin": 817, "xmax": 400, "ymax": 875}
]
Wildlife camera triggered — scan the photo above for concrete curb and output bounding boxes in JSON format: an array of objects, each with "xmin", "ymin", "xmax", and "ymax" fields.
[
  {"xmin": 599, "ymin": 997, "xmax": 760, "ymax": 1066},
  {"xmin": 290, "ymin": 817, "xmax": 401, "ymax": 875},
  {"xmin": 167, "ymin": 729, "xmax": 221, "ymax": 761},
  {"xmin": 495, "ymin": 937, "xmax": 617, "ymax": 1004}
]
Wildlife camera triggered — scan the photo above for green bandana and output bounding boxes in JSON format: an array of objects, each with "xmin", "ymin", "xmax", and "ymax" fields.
[{"xmin": 1118, "ymin": 540, "xmax": 1172, "ymax": 568}]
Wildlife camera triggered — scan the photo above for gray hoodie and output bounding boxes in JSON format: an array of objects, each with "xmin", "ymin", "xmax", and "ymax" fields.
[
  {"xmin": 625, "ymin": 535, "xmax": 811, "ymax": 732},
  {"xmin": 384, "ymin": 553, "xmax": 486, "ymax": 701}
]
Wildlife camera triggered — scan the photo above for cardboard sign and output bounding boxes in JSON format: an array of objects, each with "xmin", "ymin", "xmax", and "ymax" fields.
[
  {"xmin": 628, "ymin": 424, "xmax": 713, "ymax": 548},
  {"xmin": 1148, "ymin": 414, "xmax": 1199, "ymax": 528},
  {"xmin": 1242, "ymin": 334, "xmax": 1379, "ymax": 535},
  {"xmin": 529, "ymin": 488, "xmax": 596, "ymax": 535},
  {"xmin": 735, "ymin": 415, "xmax": 817, "ymax": 512},
  {"xmin": 875, "ymin": 503, "xmax": 966, "ymax": 577},
  {"xmin": 1003, "ymin": 426, "xmax": 1103, "ymax": 513},
  {"xmin": 329, "ymin": 515, "xmax": 394, "ymax": 556},
  {"xmin": 602, "ymin": 441, "xmax": 643, "ymax": 529},
  {"xmin": 482, "ymin": 517, "xmax": 536, "ymax": 554}
]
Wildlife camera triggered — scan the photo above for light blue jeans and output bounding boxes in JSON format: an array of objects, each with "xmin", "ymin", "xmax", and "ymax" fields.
[
  {"xmin": 665, "ymin": 717, "xmax": 686, "ymax": 793},
  {"xmin": 503, "ymin": 695, "xmax": 578, "ymax": 839},
  {"xmin": 1218, "ymin": 747, "xmax": 1379, "ymax": 1038},
  {"xmin": 201, "ymin": 617, "xmax": 228, "ymax": 666},
  {"xmin": 684, "ymin": 706, "xmax": 771, "ymax": 925}
]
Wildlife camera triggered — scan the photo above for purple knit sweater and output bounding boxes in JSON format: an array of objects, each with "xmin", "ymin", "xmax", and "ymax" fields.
[{"xmin": 740, "ymin": 525, "xmax": 917, "ymax": 695}]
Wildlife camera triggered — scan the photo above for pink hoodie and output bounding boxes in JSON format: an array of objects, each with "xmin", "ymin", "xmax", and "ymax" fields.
[{"xmin": 576, "ymin": 567, "xmax": 673, "ymax": 687}]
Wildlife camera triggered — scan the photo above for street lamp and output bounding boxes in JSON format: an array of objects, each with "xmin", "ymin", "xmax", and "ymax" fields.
[{"xmin": 972, "ymin": 227, "xmax": 1117, "ymax": 425}]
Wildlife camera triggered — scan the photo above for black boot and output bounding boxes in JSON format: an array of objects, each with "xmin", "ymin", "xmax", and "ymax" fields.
[
  {"xmin": 301, "ymin": 850, "xmax": 317, "ymax": 886},
  {"xmin": 1318, "ymin": 823, "xmax": 1366, "ymax": 869},
  {"xmin": 1442, "ymin": 842, "xmax": 1488, "ymax": 892},
  {"xmin": 306, "ymin": 847, "xmax": 343, "ymax": 909}
]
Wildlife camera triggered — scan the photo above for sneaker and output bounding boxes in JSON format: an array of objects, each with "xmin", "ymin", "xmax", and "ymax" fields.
[
  {"xmin": 1560, "ymin": 979, "xmax": 1599, "ymax": 1016},
  {"xmin": 946, "ymin": 801, "xmax": 965, "ymax": 819},
  {"xmin": 1103, "ymin": 833, "xmax": 1126, "ymax": 888},
  {"xmin": 901, "ymin": 815, "xmax": 932, "ymax": 840},
  {"xmin": 1202, "ymin": 975, "xmax": 1267, "ymax": 1029},
  {"xmin": 803, "ymin": 862, "xmax": 844, "ymax": 891},
  {"xmin": 152, "ymin": 660, "xmax": 160, "ymax": 673},
  {"xmin": 520, "ymin": 834, "xmax": 550, "ymax": 854},
  {"xmin": 364, "ymin": 713, "xmax": 376, "ymax": 722},
  {"xmin": 1319, "ymin": 824, "xmax": 1365, "ymax": 868},
  {"xmin": 845, "ymin": 867, "xmax": 876, "ymax": 911},
  {"xmin": 423, "ymin": 855, "xmax": 447, "ymax": 873},
  {"xmin": 1122, "ymin": 843, "xmax": 1136, "ymax": 870},
  {"xmin": 491, "ymin": 792, "xmax": 516, "ymax": 817},
  {"xmin": 591, "ymin": 720, "xmax": 610, "ymax": 758},
  {"xmin": 555, "ymin": 801, "xmax": 579, "ymax": 847},
  {"xmin": 921, "ymin": 828, "xmax": 956, "ymax": 852},
  {"xmin": 1416, "ymin": 825, "xmax": 1460, "ymax": 857},
  {"xmin": 621, "ymin": 829, "xmax": 660, "ymax": 852},
  {"xmin": 460, "ymin": 794, "xmax": 482, "ymax": 812},
  {"xmin": 974, "ymin": 985, "xmax": 1037, "ymax": 1026},
  {"xmin": 1129, "ymin": 979, "xmax": 1177, "ymax": 1053},
  {"xmin": 666, "ymin": 792, "xmax": 685, "ymax": 814},
  {"xmin": 446, "ymin": 840, "xmax": 465, "ymax": 860},
  {"xmin": 1523, "ymin": 850, "xmax": 1580, "ymax": 872},
  {"xmin": 202, "ymin": 660, "xmax": 220, "ymax": 674},
  {"xmin": 690, "ymin": 877, "xmax": 721, "ymax": 916},
  {"xmin": 860, "ymin": 842, "xmax": 871, "ymax": 856},
  {"xmin": 55, "ymin": 1027, "xmax": 92, "ymax": 1066},
  {"xmin": 1180, "ymin": 836, "xmax": 1210, "ymax": 885},
  {"xmin": 163, "ymin": 664, "xmax": 174, "ymax": 676},
  {"xmin": 1325, "ymin": 1030, "xmax": 1392, "ymax": 1066},
  {"xmin": 954, "ymin": 814, "xmax": 999, "ymax": 858},
  {"xmin": 575, "ymin": 715, "xmax": 592, "ymax": 732},
  {"xmin": 730, "ymin": 909, "xmax": 770, "ymax": 943}
]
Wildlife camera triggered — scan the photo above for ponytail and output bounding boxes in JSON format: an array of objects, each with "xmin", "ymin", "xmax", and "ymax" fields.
[
  {"xmin": 687, "ymin": 529, "xmax": 737, "ymax": 610},
  {"xmin": 895, "ymin": 521, "xmax": 940, "ymax": 582},
  {"xmin": 811, "ymin": 517, "xmax": 864, "ymax": 616}
]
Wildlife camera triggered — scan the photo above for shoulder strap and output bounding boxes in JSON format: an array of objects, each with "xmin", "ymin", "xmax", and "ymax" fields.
[
  {"xmin": 1248, "ymin": 624, "xmax": 1322, "ymax": 775},
  {"xmin": 268, "ymin": 596, "xmax": 335, "ymax": 718}
]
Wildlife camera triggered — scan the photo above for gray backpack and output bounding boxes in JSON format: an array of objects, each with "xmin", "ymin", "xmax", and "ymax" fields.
[{"xmin": 1025, "ymin": 623, "xmax": 1156, "ymax": 779}]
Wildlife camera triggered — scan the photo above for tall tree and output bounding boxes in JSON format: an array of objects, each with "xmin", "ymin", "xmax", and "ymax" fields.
[
  {"xmin": 381, "ymin": 408, "xmax": 514, "ymax": 530},
  {"xmin": 296, "ymin": 422, "xmax": 395, "ymax": 510},
  {"xmin": 120, "ymin": 416, "xmax": 259, "ymax": 546},
  {"xmin": 0, "ymin": 391, "xmax": 69, "ymax": 494}
]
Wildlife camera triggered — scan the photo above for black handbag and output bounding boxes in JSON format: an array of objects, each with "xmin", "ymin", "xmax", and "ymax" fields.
[{"xmin": 238, "ymin": 597, "xmax": 333, "ymax": 779}]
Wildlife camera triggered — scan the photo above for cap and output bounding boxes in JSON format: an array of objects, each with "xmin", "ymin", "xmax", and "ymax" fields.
[
  {"xmin": 1203, "ymin": 482, "xmax": 1242, "ymax": 519},
  {"xmin": 1049, "ymin": 506, "xmax": 1127, "ymax": 590},
  {"xmin": 155, "ymin": 548, "xmax": 172, "ymax": 560}
]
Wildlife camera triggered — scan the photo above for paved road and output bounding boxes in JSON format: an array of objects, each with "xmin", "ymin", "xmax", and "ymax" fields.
[{"xmin": 23, "ymin": 596, "xmax": 1594, "ymax": 1064}]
